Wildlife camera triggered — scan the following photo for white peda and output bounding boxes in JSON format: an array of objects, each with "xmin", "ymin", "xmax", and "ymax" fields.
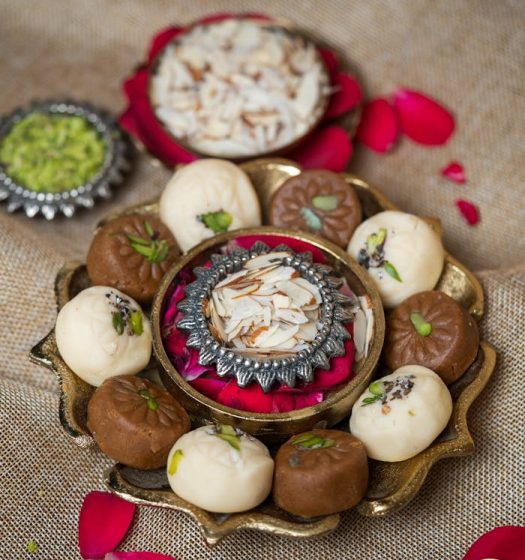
[
  {"xmin": 349, "ymin": 365, "xmax": 453, "ymax": 462},
  {"xmin": 55, "ymin": 286, "xmax": 152, "ymax": 386},
  {"xmin": 159, "ymin": 159, "xmax": 262, "ymax": 252},
  {"xmin": 166, "ymin": 425, "xmax": 274, "ymax": 513},
  {"xmin": 347, "ymin": 210, "xmax": 445, "ymax": 308}
]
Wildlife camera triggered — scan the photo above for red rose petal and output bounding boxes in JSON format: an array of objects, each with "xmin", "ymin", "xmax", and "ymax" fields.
[
  {"xmin": 463, "ymin": 526, "xmax": 525, "ymax": 560},
  {"xmin": 289, "ymin": 125, "xmax": 353, "ymax": 172},
  {"xmin": 271, "ymin": 392, "xmax": 296, "ymax": 413},
  {"xmin": 356, "ymin": 98, "xmax": 398, "ymax": 153},
  {"xmin": 318, "ymin": 48, "xmax": 338, "ymax": 78},
  {"xmin": 190, "ymin": 375, "xmax": 228, "ymax": 401},
  {"xmin": 119, "ymin": 70, "xmax": 197, "ymax": 166},
  {"xmin": 307, "ymin": 327, "xmax": 355, "ymax": 390},
  {"xmin": 106, "ymin": 553, "xmax": 177, "ymax": 560},
  {"xmin": 442, "ymin": 161, "xmax": 466, "ymax": 184},
  {"xmin": 393, "ymin": 88, "xmax": 455, "ymax": 146},
  {"xmin": 79, "ymin": 492, "xmax": 136, "ymax": 559},
  {"xmin": 232, "ymin": 235, "xmax": 327, "ymax": 263},
  {"xmin": 294, "ymin": 391, "xmax": 324, "ymax": 409},
  {"xmin": 147, "ymin": 26, "xmax": 185, "ymax": 64},
  {"xmin": 324, "ymin": 73, "xmax": 363, "ymax": 120},
  {"xmin": 217, "ymin": 381, "xmax": 274, "ymax": 413},
  {"xmin": 455, "ymin": 199, "xmax": 480, "ymax": 225}
]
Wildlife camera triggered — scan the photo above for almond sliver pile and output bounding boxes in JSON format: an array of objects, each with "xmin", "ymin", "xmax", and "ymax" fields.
[
  {"xmin": 204, "ymin": 252, "xmax": 322, "ymax": 355},
  {"xmin": 151, "ymin": 19, "xmax": 329, "ymax": 157}
]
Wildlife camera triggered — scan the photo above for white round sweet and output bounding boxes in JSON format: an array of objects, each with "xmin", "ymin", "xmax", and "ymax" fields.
[
  {"xmin": 349, "ymin": 365, "xmax": 453, "ymax": 462},
  {"xmin": 347, "ymin": 210, "xmax": 445, "ymax": 308},
  {"xmin": 55, "ymin": 286, "xmax": 152, "ymax": 387},
  {"xmin": 166, "ymin": 425, "xmax": 274, "ymax": 513},
  {"xmin": 159, "ymin": 159, "xmax": 262, "ymax": 252}
]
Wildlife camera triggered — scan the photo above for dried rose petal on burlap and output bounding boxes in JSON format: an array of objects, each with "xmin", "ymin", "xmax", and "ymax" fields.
[
  {"xmin": 356, "ymin": 98, "xmax": 398, "ymax": 153},
  {"xmin": 456, "ymin": 199, "xmax": 480, "ymax": 225},
  {"xmin": 442, "ymin": 161, "xmax": 466, "ymax": 183}
]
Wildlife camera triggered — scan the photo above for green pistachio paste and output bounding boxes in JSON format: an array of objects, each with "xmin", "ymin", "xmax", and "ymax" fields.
[{"xmin": 0, "ymin": 112, "xmax": 106, "ymax": 192}]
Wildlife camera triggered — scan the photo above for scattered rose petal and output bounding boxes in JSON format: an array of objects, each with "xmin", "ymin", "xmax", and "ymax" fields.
[
  {"xmin": 324, "ymin": 73, "xmax": 363, "ymax": 119},
  {"xmin": 393, "ymin": 88, "xmax": 455, "ymax": 146},
  {"xmin": 106, "ymin": 553, "xmax": 177, "ymax": 560},
  {"xmin": 288, "ymin": 125, "xmax": 353, "ymax": 172},
  {"xmin": 456, "ymin": 199, "xmax": 480, "ymax": 225},
  {"xmin": 463, "ymin": 526, "xmax": 525, "ymax": 560},
  {"xmin": 79, "ymin": 492, "xmax": 136, "ymax": 559},
  {"xmin": 442, "ymin": 161, "xmax": 466, "ymax": 184},
  {"xmin": 356, "ymin": 98, "xmax": 398, "ymax": 153}
]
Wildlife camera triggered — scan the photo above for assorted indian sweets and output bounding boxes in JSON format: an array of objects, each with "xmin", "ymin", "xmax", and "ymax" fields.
[{"xmin": 53, "ymin": 157, "xmax": 481, "ymax": 517}]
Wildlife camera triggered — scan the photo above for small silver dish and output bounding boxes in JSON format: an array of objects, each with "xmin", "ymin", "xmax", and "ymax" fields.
[
  {"xmin": 177, "ymin": 241, "xmax": 357, "ymax": 392},
  {"xmin": 0, "ymin": 100, "xmax": 132, "ymax": 220}
]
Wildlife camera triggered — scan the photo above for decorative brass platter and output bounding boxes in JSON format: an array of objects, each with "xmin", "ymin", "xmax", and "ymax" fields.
[{"xmin": 30, "ymin": 159, "xmax": 495, "ymax": 545}]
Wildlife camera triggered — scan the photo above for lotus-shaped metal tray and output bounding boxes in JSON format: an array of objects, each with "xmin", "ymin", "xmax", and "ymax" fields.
[{"xmin": 30, "ymin": 159, "xmax": 495, "ymax": 545}]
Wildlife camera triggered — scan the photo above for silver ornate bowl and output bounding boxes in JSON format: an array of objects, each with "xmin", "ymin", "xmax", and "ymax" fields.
[
  {"xmin": 177, "ymin": 241, "xmax": 356, "ymax": 392},
  {"xmin": 0, "ymin": 100, "xmax": 132, "ymax": 219}
]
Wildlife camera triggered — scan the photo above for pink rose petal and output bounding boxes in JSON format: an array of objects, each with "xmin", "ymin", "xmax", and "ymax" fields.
[
  {"xmin": 442, "ymin": 161, "xmax": 466, "ymax": 184},
  {"xmin": 456, "ymin": 199, "xmax": 480, "ymax": 226},
  {"xmin": 356, "ymin": 98, "xmax": 398, "ymax": 153},
  {"xmin": 463, "ymin": 526, "xmax": 525, "ymax": 560},
  {"xmin": 288, "ymin": 125, "xmax": 353, "ymax": 172},
  {"xmin": 324, "ymin": 73, "xmax": 363, "ymax": 120},
  {"xmin": 106, "ymin": 553, "xmax": 177, "ymax": 560},
  {"xmin": 79, "ymin": 492, "xmax": 136, "ymax": 559},
  {"xmin": 393, "ymin": 88, "xmax": 455, "ymax": 146}
]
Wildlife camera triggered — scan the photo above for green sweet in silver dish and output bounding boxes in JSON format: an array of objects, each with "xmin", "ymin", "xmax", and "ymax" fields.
[{"xmin": 0, "ymin": 112, "xmax": 106, "ymax": 193}]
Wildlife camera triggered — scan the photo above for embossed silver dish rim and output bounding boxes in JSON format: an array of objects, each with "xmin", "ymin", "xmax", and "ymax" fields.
[{"xmin": 0, "ymin": 99, "xmax": 132, "ymax": 219}]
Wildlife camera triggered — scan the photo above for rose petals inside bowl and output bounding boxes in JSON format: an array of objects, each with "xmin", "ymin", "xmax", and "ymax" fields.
[
  {"xmin": 148, "ymin": 19, "xmax": 330, "ymax": 160},
  {"xmin": 151, "ymin": 227, "xmax": 385, "ymax": 442}
]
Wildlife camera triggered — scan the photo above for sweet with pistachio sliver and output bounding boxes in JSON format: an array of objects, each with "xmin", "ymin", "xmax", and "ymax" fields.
[{"xmin": 0, "ymin": 112, "xmax": 106, "ymax": 192}]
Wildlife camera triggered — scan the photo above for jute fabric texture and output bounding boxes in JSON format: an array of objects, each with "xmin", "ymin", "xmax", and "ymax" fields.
[{"xmin": 0, "ymin": 1, "xmax": 523, "ymax": 558}]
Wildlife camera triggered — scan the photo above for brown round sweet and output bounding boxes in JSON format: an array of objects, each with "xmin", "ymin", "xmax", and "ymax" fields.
[
  {"xmin": 273, "ymin": 429, "xmax": 368, "ymax": 517},
  {"xmin": 87, "ymin": 375, "xmax": 190, "ymax": 470},
  {"xmin": 384, "ymin": 291, "xmax": 479, "ymax": 384},
  {"xmin": 87, "ymin": 214, "xmax": 180, "ymax": 304},
  {"xmin": 269, "ymin": 170, "xmax": 362, "ymax": 248}
]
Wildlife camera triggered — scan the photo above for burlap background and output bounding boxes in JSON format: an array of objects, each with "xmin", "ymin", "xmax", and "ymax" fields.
[{"xmin": 0, "ymin": 1, "xmax": 523, "ymax": 558}]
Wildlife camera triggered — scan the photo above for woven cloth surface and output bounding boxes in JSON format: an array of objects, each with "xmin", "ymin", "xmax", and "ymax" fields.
[{"xmin": 0, "ymin": 0, "xmax": 524, "ymax": 558}]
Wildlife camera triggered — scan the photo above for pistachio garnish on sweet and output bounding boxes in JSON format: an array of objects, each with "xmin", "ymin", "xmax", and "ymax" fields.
[
  {"xmin": 138, "ymin": 389, "xmax": 159, "ymax": 411},
  {"xmin": 126, "ymin": 220, "xmax": 170, "ymax": 264},
  {"xmin": 312, "ymin": 194, "xmax": 339, "ymax": 211},
  {"xmin": 292, "ymin": 433, "xmax": 335, "ymax": 449},
  {"xmin": 358, "ymin": 227, "xmax": 402, "ymax": 283},
  {"xmin": 361, "ymin": 380, "xmax": 385, "ymax": 406},
  {"xmin": 300, "ymin": 207, "xmax": 322, "ymax": 230},
  {"xmin": 214, "ymin": 424, "xmax": 241, "ymax": 451},
  {"xmin": 168, "ymin": 449, "xmax": 184, "ymax": 475},
  {"xmin": 410, "ymin": 312, "xmax": 432, "ymax": 336},
  {"xmin": 198, "ymin": 210, "xmax": 233, "ymax": 234},
  {"xmin": 106, "ymin": 291, "xmax": 145, "ymax": 337}
]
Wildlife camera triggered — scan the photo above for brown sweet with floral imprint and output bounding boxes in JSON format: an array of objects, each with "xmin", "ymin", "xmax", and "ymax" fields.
[
  {"xmin": 383, "ymin": 290, "xmax": 479, "ymax": 384},
  {"xmin": 273, "ymin": 429, "xmax": 368, "ymax": 517},
  {"xmin": 87, "ymin": 374, "xmax": 190, "ymax": 470},
  {"xmin": 268, "ymin": 170, "xmax": 362, "ymax": 248},
  {"xmin": 87, "ymin": 214, "xmax": 180, "ymax": 304}
]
